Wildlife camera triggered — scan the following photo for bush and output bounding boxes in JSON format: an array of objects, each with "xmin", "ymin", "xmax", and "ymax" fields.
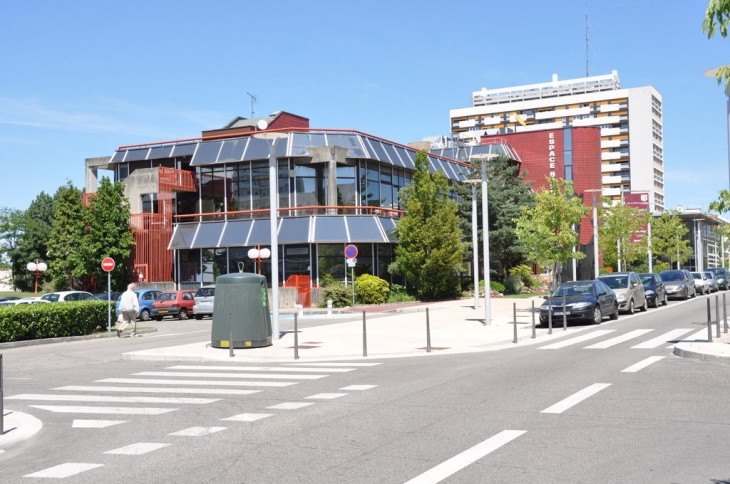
[
  {"xmin": 321, "ymin": 282, "xmax": 351, "ymax": 308},
  {"xmin": 503, "ymin": 275, "xmax": 524, "ymax": 294},
  {"xmin": 489, "ymin": 280, "xmax": 505, "ymax": 294},
  {"xmin": 0, "ymin": 301, "xmax": 112, "ymax": 343},
  {"xmin": 319, "ymin": 273, "xmax": 337, "ymax": 287},
  {"xmin": 509, "ymin": 264, "xmax": 534, "ymax": 287},
  {"xmin": 387, "ymin": 284, "xmax": 417, "ymax": 303},
  {"xmin": 354, "ymin": 274, "xmax": 389, "ymax": 305}
]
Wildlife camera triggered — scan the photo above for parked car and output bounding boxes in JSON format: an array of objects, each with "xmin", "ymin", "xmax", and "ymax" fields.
[
  {"xmin": 0, "ymin": 297, "xmax": 20, "ymax": 302},
  {"xmin": 597, "ymin": 271, "xmax": 647, "ymax": 313},
  {"xmin": 90, "ymin": 291, "xmax": 123, "ymax": 301},
  {"xmin": 40, "ymin": 291, "xmax": 94, "ymax": 302},
  {"xmin": 0, "ymin": 299, "xmax": 49, "ymax": 306},
  {"xmin": 152, "ymin": 290, "xmax": 197, "ymax": 320},
  {"xmin": 539, "ymin": 279, "xmax": 619, "ymax": 325},
  {"xmin": 638, "ymin": 272, "xmax": 668, "ymax": 308},
  {"xmin": 193, "ymin": 285, "xmax": 215, "ymax": 320},
  {"xmin": 704, "ymin": 271, "xmax": 719, "ymax": 293},
  {"xmin": 691, "ymin": 272, "xmax": 711, "ymax": 294},
  {"xmin": 659, "ymin": 269, "xmax": 696, "ymax": 300},
  {"xmin": 115, "ymin": 289, "xmax": 163, "ymax": 321},
  {"xmin": 705, "ymin": 267, "xmax": 729, "ymax": 290}
]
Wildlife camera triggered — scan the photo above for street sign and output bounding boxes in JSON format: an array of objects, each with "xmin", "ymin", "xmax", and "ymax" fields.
[
  {"xmin": 101, "ymin": 257, "xmax": 115, "ymax": 272},
  {"xmin": 345, "ymin": 244, "xmax": 358, "ymax": 259},
  {"xmin": 347, "ymin": 258, "xmax": 357, "ymax": 267}
]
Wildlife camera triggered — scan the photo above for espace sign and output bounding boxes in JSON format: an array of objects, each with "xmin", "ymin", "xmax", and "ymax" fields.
[{"xmin": 548, "ymin": 132, "xmax": 557, "ymax": 178}]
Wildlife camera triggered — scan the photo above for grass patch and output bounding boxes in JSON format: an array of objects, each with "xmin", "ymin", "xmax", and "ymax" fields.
[{"xmin": 0, "ymin": 291, "xmax": 35, "ymax": 298}]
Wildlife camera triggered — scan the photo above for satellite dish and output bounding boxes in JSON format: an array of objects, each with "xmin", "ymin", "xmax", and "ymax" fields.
[{"xmin": 257, "ymin": 119, "xmax": 268, "ymax": 130}]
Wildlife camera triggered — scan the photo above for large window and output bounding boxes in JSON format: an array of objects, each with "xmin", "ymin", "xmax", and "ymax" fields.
[{"xmin": 337, "ymin": 166, "xmax": 357, "ymax": 206}]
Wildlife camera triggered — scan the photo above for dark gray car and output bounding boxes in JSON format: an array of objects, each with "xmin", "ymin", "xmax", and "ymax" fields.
[{"xmin": 638, "ymin": 273, "xmax": 668, "ymax": 308}]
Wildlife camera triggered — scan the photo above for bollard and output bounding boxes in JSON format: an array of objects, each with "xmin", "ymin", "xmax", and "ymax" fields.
[
  {"xmin": 716, "ymin": 295, "xmax": 722, "ymax": 339},
  {"xmin": 296, "ymin": 304, "xmax": 304, "ymax": 319},
  {"xmin": 548, "ymin": 295, "xmax": 553, "ymax": 335},
  {"xmin": 294, "ymin": 313, "xmax": 299, "ymax": 360},
  {"xmin": 229, "ymin": 312, "xmax": 234, "ymax": 358},
  {"xmin": 707, "ymin": 299, "xmax": 713, "ymax": 343},
  {"xmin": 1, "ymin": 354, "xmax": 3, "ymax": 436},
  {"xmin": 426, "ymin": 308, "xmax": 431, "ymax": 353},
  {"xmin": 724, "ymin": 293, "xmax": 728, "ymax": 333},
  {"xmin": 513, "ymin": 303, "xmax": 518, "ymax": 344},
  {"xmin": 531, "ymin": 300, "xmax": 536, "ymax": 339},
  {"xmin": 362, "ymin": 311, "xmax": 368, "ymax": 357},
  {"xmin": 562, "ymin": 294, "xmax": 567, "ymax": 331},
  {"xmin": 327, "ymin": 299, "xmax": 333, "ymax": 318}
]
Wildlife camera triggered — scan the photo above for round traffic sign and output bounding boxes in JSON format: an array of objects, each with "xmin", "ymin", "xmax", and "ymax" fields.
[
  {"xmin": 101, "ymin": 257, "xmax": 115, "ymax": 272},
  {"xmin": 345, "ymin": 244, "xmax": 358, "ymax": 259}
]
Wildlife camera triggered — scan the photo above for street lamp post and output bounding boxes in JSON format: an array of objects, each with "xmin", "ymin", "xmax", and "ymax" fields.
[
  {"xmin": 26, "ymin": 260, "xmax": 47, "ymax": 297},
  {"xmin": 695, "ymin": 218, "xmax": 705, "ymax": 271},
  {"xmin": 247, "ymin": 246, "xmax": 271, "ymax": 275},
  {"xmin": 584, "ymin": 189, "xmax": 602, "ymax": 279},
  {"xmin": 464, "ymin": 181, "xmax": 480, "ymax": 310}
]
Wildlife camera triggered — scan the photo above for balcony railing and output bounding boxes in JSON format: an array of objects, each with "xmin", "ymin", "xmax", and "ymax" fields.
[{"xmin": 175, "ymin": 205, "xmax": 406, "ymax": 223}]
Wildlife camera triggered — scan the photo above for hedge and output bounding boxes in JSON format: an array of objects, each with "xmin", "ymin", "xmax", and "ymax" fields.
[{"xmin": 0, "ymin": 301, "xmax": 113, "ymax": 343}]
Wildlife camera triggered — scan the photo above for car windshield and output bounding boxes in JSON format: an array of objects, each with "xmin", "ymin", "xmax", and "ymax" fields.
[
  {"xmin": 196, "ymin": 288, "xmax": 215, "ymax": 297},
  {"xmin": 660, "ymin": 271, "xmax": 684, "ymax": 282},
  {"xmin": 639, "ymin": 275, "xmax": 654, "ymax": 284},
  {"xmin": 552, "ymin": 283, "xmax": 594, "ymax": 298},
  {"xmin": 599, "ymin": 276, "xmax": 627, "ymax": 289}
]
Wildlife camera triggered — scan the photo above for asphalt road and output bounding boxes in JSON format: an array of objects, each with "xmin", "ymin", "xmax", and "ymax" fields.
[{"xmin": 1, "ymin": 298, "xmax": 729, "ymax": 483}]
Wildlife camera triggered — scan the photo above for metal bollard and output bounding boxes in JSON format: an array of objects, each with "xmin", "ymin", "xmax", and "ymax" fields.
[
  {"xmin": 562, "ymin": 294, "xmax": 567, "ymax": 331},
  {"xmin": 531, "ymin": 300, "xmax": 536, "ymax": 339},
  {"xmin": 426, "ymin": 308, "xmax": 431, "ymax": 353},
  {"xmin": 548, "ymin": 295, "xmax": 553, "ymax": 335},
  {"xmin": 716, "ymin": 295, "xmax": 721, "ymax": 339},
  {"xmin": 294, "ymin": 313, "xmax": 299, "ymax": 360},
  {"xmin": 707, "ymin": 299, "xmax": 713, "ymax": 343},
  {"xmin": 327, "ymin": 299, "xmax": 333, "ymax": 318},
  {"xmin": 513, "ymin": 303, "xmax": 518, "ymax": 343},
  {"xmin": 229, "ymin": 312, "xmax": 234, "ymax": 358},
  {"xmin": 724, "ymin": 293, "xmax": 728, "ymax": 333},
  {"xmin": 362, "ymin": 311, "xmax": 367, "ymax": 357}
]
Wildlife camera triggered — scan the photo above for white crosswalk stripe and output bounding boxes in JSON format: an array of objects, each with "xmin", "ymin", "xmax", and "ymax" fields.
[
  {"xmin": 99, "ymin": 378, "xmax": 295, "ymax": 387},
  {"xmin": 538, "ymin": 330, "xmax": 615, "ymax": 349},
  {"xmin": 8, "ymin": 394, "xmax": 218, "ymax": 404},
  {"xmin": 168, "ymin": 365, "xmax": 356, "ymax": 373},
  {"xmin": 30, "ymin": 405, "xmax": 176, "ymax": 415},
  {"xmin": 584, "ymin": 329, "xmax": 654, "ymax": 349},
  {"xmin": 56, "ymin": 385, "xmax": 261, "ymax": 396},
  {"xmin": 631, "ymin": 329, "xmax": 694, "ymax": 348},
  {"xmin": 134, "ymin": 371, "xmax": 327, "ymax": 380}
]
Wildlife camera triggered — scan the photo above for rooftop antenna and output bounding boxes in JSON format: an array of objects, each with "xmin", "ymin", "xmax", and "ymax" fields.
[
  {"xmin": 246, "ymin": 92, "xmax": 257, "ymax": 118},
  {"xmin": 585, "ymin": 0, "xmax": 589, "ymax": 76}
]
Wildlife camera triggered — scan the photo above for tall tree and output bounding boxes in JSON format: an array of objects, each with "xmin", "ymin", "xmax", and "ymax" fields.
[
  {"xmin": 599, "ymin": 202, "xmax": 650, "ymax": 271},
  {"xmin": 394, "ymin": 151, "xmax": 464, "ymax": 300},
  {"xmin": 72, "ymin": 178, "xmax": 134, "ymax": 292},
  {"xmin": 8, "ymin": 192, "xmax": 55, "ymax": 291},
  {"xmin": 703, "ymin": 0, "xmax": 730, "ymax": 89},
  {"xmin": 0, "ymin": 207, "xmax": 25, "ymax": 270},
  {"xmin": 649, "ymin": 211, "xmax": 693, "ymax": 270},
  {"xmin": 47, "ymin": 182, "xmax": 85, "ymax": 290},
  {"xmin": 515, "ymin": 177, "xmax": 588, "ymax": 276}
]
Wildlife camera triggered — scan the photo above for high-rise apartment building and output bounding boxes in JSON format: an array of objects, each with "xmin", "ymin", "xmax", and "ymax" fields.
[{"xmin": 449, "ymin": 70, "xmax": 665, "ymax": 213}]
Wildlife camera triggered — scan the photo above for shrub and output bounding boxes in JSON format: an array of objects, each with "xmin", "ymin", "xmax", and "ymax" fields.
[
  {"xmin": 0, "ymin": 301, "xmax": 112, "ymax": 343},
  {"xmin": 319, "ymin": 273, "xmax": 337, "ymax": 287},
  {"xmin": 354, "ymin": 274, "xmax": 390, "ymax": 305},
  {"xmin": 489, "ymin": 280, "xmax": 505, "ymax": 294},
  {"xmin": 509, "ymin": 264, "xmax": 534, "ymax": 287},
  {"xmin": 321, "ymin": 282, "xmax": 351, "ymax": 308},
  {"xmin": 503, "ymin": 275, "xmax": 524, "ymax": 294},
  {"xmin": 387, "ymin": 284, "xmax": 417, "ymax": 303}
]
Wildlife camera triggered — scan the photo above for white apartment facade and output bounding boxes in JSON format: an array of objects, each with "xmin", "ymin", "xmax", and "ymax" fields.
[{"xmin": 449, "ymin": 70, "xmax": 665, "ymax": 212}]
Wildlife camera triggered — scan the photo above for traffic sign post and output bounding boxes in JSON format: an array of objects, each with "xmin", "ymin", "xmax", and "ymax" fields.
[
  {"xmin": 344, "ymin": 246, "xmax": 357, "ymax": 306},
  {"xmin": 101, "ymin": 258, "xmax": 115, "ymax": 332}
]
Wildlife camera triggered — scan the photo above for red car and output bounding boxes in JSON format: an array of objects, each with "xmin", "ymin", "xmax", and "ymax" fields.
[{"xmin": 151, "ymin": 290, "xmax": 197, "ymax": 320}]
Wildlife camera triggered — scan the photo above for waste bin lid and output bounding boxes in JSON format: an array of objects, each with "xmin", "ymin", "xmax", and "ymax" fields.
[{"xmin": 216, "ymin": 272, "xmax": 265, "ymax": 285}]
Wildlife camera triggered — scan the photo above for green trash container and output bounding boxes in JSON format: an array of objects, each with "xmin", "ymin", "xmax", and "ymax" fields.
[{"xmin": 211, "ymin": 272, "xmax": 272, "ymax": 348}]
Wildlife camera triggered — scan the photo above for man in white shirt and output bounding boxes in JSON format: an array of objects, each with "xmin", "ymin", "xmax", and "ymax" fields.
[{"xmin": 117, "ymin": 283, "xmax": 140, "ymax": 337}]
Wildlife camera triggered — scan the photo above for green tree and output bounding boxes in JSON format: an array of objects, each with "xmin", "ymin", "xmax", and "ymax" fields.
[
  {"xmin": 8, "ymin": 192, "xmax": 55, "ymax": 291},
  {"xmin": 703, "ymin": 0, "xmax": 730, "ymax": 90},
  {"xmin": 72, "ymin": 178, "xmax": 134, "ymax": 292},
  {"xmin": 515, "ymin": 177, "xmax": 588, "ymax": 274},
  {"xmin": 0, "ymin": 207, "xmax": 25, "ymax": 270},
  {"xmin": 456, "ymin": 156, "xmax": 535, "ymax": 281},
  {"xmin": 394, "ymin": 151, "xmax": 464, "ymax": 300},
  {"xmin": 649, "ymin": 211, "xmax": 693, "ymax": 270},
  {"xmin": 599, "ymin": 202, "xmax": 650, "ymax": 271},
  {"xmin": 47, "ymin": 182, "xmax": 85, "ymax": 290}
]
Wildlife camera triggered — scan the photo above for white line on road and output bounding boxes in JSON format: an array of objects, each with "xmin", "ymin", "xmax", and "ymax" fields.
[
  {"xmin": 167, "ymin": 365, "xmax": 355, "ymax": 373},
  {"xmin": 584, "ymin": 329, "xmax": 654, "ymax": 349},
  {"xmin": 306, "ymin": 393, "xmax": 348, "ymax": 400},
  {"xmin": 538, "ymin": 330, "xmax": 615, "ymax": 350},
  {"xmin": 340, "ymin": 385, "xmax": 378, "ymax": 391},
  {"xmin": 23, "ymin": 463, "xmax": 103, "ymax": 478},
  {"xmin": 8, "ymin": 394, "xmax": 218, "ymax": 404},
  {"xmin": 30, "ymin": 405, "xmax": 177, "ymax": 415},
  {"xmin": 72, "ymin": 420, "xmax": 126, "ymax": 428},
  {"xmin": 621, "ymin": 356, "xmax": 666, "ymax": 373},
  {"xmin": 99, "ymin": 378, "xmax": 295, "ymax": 387},
  {"xmin": 169, "ymin": 426, "xmax": 227, "ymax": 437},
  {"xmin": 285, "ymin": 362, "xmax": 381, "ymax": 367},
  {"xmin": 403, "ymin": 430, "xmax": 526, "ymax": 484},
  {"xmin": 631, "ymin": 329, "xmax": 694, "ymax": 348},
  {"xmin": 540, "ymin": 383, "xmax": 612, "ymax": 414},
  {"xmin": 267, "ymin": 402, "xmax": 314, "ymax": 410},
  {"xmin": 222, "ymin": 413, "xmax": 273, "ymax": 422},
  {"xmin": 56, "ymin": 385, "xmax": 261, "ymax": 396},
  {"xmin": 104, "ymin": 442, "xmax": 170, "ymax": 455},
  {"xmin": 134, "ymin": 371, "xmax": 326, "ymax": 380}
]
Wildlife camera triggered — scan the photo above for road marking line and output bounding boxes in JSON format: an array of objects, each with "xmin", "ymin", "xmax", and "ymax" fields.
[
  {"xmin": 8, "ymin": 394, "xmax": 218, "ymax": 404},
  {"xmin": 340, "ymin": 385, "xmax": 378, "ymax": 391},
  {"xmin": 222, "ymin": 413, "xmax": 273, "ymax": 422},
  {"xmin": 285, "ymin": 362, "xmax": 381, "ymax": 367},
  {"xmin": 540, "ymin": 383, "xmax": 612, "ymax": 414},
  {"xmin": 631, "ymin": 329, "xmax": 694, "ymax": 348},
  {"xmin": 30, "ymin": 405, "xmax": 176, "ymax": 415},
  {"xmin": 404, "ymin": 430, "xmax": 526, "ymax": 484},
  {"xmin": 167, "ymin": 365, "xmax": 354, "ymax": 373},
  {"xmin": 306, "ymin": 393, "xmax": 347, "ymax": 400},
  {"xmin": 72, "ymin": 420, "xmax": 126, "ymax": 428},
  {"xmin": 621, "ymin": 356, "xmax": 666, "ymax": 373},
  {"xmin": 56, "ymin": 385, "xmax": 261, "ymax": 396},
  {"xmin": 584, "ymin": 329, "xmax": 654, "ymax": 349},
  {"xmin": 135, "ymin": 371, "xmax": 326, "ymax": 380},
  {"xmin": 99, "ymin": 378, "xmax": 295, "ymax": 387},
  {"xmin": 168, "ymin": 426, "xmax": 227, "ymax": 437},
  {"xmin": 23, "ymin": 463, "xmax": 103, "ymax": 478},
  {"xmin": 267, "ymin": 402, "xmax": 315, "ymax": 410},
  {"xmin": 105, "ymin": 442, "xmax": 170, "ymax": 455},
  {"xmin": 538, "ymin": 330, "xmax": 615, "ymax": 349}
]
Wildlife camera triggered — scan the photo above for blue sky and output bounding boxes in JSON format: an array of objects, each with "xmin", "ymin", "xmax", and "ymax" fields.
[{"xmin": 1, "ymin": 0, "xmax": 727, "ymax": 213}]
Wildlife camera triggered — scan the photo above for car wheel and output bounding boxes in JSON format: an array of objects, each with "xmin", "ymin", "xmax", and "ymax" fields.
[
  {"xmin": 650, "ymin": 297, "xmax": 658, "ymax": 309},
  {"xmin": 610, "ymin": 305, "xmax": 619, "ymax": 320},
  {"xmin": 178, "ymin": 309, "xmax": 188, "ymax": 320},
  {"xmin": 662, "ymin": 293, "xmax": 668, "ymax": 306},
  {"xmin": 195, "ymin": 315, "xmax": 203, "ymax": 320},
  {"xmin": 593, "ymin": 306, "xmax": 602, "ymax": 324},
  {"xmin": 139, "ymin": 309, "xmax": 150, "ymax": 321},
  {"xmin": 627, "ymin": 299, "xmax": 634, "ymax": 314},
  {"xmin": 639, "ymin": 299, "xmax": 647, "ymax": 312}
]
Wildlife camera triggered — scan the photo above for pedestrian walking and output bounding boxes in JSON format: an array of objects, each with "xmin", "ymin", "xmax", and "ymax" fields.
[{"xmin": 117, "ymin": 283, "xmax": 139, "ymax": 337}]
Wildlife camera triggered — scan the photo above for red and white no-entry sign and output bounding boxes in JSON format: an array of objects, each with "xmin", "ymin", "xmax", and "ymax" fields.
[{"xmin": 101, "ymin": 257, "xmax": 115, "ymax": 272}]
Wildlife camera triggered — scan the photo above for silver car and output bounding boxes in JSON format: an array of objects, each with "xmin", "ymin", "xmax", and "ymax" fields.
[
  {"xmin": 193, "ymin": 285, "xmax": 215, "ymax": 320},
  {"xmin": 597, "ymin": 271, "xmax": 648, "ymax": 313}
]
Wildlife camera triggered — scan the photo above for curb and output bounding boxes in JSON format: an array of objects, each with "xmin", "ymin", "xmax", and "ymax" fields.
[{"xmin": 0, "ymin": 328, "xmax": 158, "ymax": 350}]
